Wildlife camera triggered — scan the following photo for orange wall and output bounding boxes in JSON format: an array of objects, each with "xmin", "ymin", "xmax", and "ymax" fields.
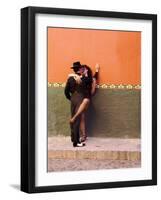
[{"xmin": 48, "ymin": 28, "xmax": 141, "ymax": 85}]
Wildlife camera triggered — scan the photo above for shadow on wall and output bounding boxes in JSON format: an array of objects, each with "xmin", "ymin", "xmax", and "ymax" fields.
[{"xmin": 48, "ymin": 88, "xmax": 141, "ymax": 138}]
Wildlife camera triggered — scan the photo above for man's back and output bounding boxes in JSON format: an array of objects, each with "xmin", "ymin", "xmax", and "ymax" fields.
[{"xmin": 64, "ymin": 76, "xmax": 78, "ymax": 100}]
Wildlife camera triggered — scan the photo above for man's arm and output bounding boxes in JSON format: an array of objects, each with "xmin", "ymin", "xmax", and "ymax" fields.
[{"xmin": 64, "ymin": 78, "xmax": 71, "ymax": 100}]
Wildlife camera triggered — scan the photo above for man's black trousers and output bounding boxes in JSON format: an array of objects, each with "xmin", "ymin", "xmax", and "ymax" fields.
[{"xmin": 70, "ymin": 92, "xmax": 84, "ymax": 145}]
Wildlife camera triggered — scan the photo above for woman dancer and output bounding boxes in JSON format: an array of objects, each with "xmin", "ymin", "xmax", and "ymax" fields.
[{"xmin": 69, "ymin": 64, "xmax": 99, "ymax": 141}]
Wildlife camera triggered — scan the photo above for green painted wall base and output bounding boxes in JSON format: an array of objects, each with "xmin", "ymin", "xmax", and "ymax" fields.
[{"xmin": 48, "ymin": 88, "xmax": 141, "ymax": 138}]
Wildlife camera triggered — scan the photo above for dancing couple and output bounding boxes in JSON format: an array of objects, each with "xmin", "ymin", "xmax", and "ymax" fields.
[{"xmin": 64, "ymin": 61, "xmax": 99, "ymax": 147}]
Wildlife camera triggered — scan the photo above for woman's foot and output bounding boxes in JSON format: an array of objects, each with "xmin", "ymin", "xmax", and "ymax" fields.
[
  {"xmin": 80, "ymin": 137, "xmax": 86, "ymax": 142},
  {"xmin": 80, "ymin": 135, "xmax": 87, "ymax": 142}
]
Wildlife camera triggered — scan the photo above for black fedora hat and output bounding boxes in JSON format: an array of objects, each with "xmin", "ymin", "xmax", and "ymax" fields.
[{"xmin": 71, "ymin": 61, "xmax": 81, "ymax": 69}]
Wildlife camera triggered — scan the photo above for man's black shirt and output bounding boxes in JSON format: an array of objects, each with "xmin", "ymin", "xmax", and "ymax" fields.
[{"xmin": 64, "ymin": 75, "xmax": 92, "ymax": 100}]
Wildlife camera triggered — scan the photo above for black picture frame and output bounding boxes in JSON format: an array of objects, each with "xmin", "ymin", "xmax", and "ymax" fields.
[{"xmin": 21, "ymin": 6, "xmax": 157, "ymax": 193}]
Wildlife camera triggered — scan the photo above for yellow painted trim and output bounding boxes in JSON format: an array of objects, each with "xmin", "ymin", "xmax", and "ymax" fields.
[{"xmin": 48, "ymin": 82, "xmax": 141, "ymax": 90}]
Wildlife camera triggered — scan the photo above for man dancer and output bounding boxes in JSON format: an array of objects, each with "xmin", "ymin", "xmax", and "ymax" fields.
[{"xmin": 64, "ymin": 61, "xmax": 85, "ymax": 147}]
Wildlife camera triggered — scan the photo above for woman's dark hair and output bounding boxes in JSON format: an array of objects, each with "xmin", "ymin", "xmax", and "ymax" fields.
[
  {"xmin": 81, "ymin": 65, "xmax": 93, "ymax": 80},
  {"xmin": 81, "ymin": 65, "xmax": 93, "ymax": 95}
]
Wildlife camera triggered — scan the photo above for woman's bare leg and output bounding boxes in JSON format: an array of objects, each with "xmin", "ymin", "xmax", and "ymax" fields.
[
  {"xmin": 79, "ymin": 113, "xmax": 86, "ymax": 141},
  {"xmin": 70, "ymin": 98, "xmax": 89, "ymax": 123}
]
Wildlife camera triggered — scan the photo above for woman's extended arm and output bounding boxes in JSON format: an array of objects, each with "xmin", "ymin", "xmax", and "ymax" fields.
[{"xmin": 91, "ymin": 63, "xmax": 100, "ymax": 95}]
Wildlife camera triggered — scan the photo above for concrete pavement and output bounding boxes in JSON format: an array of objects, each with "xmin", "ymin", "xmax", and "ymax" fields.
[{"xmin": 48, "ymin": 136, "xmax": 141, "ymax": 161}]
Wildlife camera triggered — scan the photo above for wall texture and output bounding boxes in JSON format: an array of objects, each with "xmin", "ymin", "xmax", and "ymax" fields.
[
  {"xmin": 47, "ymin": 28, "xmax": 141, "ymax": 138},
  {"xmin": 48, "ymin": 27, "xmax": 141, "ymax": 85},
  {"xmin": 48, "ymin": 87, "xmax": 141, "ymax": 138}
]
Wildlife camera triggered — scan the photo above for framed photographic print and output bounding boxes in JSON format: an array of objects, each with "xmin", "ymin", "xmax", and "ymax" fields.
[{"xmin": 21, "ymin": 6, "xmax": 157, "ymax": 193}]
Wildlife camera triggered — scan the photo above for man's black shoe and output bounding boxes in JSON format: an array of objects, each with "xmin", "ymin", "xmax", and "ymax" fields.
[{"xmin": 73, "ymin": 142, "xmax": 85, "ymax": 147}]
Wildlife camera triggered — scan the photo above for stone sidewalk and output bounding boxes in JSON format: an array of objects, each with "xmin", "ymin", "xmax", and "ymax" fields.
[
  {"xmin": 48, "ymin": 136, "xmax": 141, "ymax": 161},
  {"xmin": 48, "ymin": 158, "xmax": 141, "ymax": 172}
]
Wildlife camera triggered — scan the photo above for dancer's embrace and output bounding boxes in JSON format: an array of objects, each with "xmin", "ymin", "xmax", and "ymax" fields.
[{"xmin": 64, "ymin": 61, "xmax": 99, "ymax": 147}]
